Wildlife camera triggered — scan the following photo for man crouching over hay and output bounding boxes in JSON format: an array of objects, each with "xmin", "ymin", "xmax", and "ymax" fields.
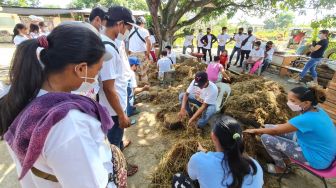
[{"xmin": 178, "ymin": 71, "xmax": 218, "ymax": 129}]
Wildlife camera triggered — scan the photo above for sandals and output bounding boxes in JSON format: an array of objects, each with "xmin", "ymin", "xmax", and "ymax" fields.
[{"xmin": 127, "ymin": 163, "xmax": 138, "ymax": 176}]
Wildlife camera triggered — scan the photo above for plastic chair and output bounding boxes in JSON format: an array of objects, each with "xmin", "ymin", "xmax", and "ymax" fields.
[
  {"xmin": 215, "ymin": 82, "xmax": 231, "ymax": 112},
  {"xmin": 278, "ymin": 158, "xmax": 336, "ymax": 188}
]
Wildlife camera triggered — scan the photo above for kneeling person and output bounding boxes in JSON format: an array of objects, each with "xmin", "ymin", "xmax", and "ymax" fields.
[
  {"xmin": 157, "ymin": 50, "xmax": 173, "ymax": 80},
  {"xmin": 178, "ymin": 71, "xmax": 218, "ymax": 128}
]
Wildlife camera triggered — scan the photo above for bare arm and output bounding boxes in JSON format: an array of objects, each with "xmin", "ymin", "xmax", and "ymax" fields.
[
  {"xmin": 190, "ymin": 103, "xmax": 208, "ymax": 122},
  {"xmin": 310, "ymin": 45, "xmax": 322, "ymax": 52},
  {"xmin": 220, "ymin": 67, "xmax": 230, "ymax": 80},
  {"xmin": 145, "ymin": 36, "xmax": 151, "ymax": 57},
  {"xmin": 244, "ymin": 122, "xmax": 297, "ymax": 135}
]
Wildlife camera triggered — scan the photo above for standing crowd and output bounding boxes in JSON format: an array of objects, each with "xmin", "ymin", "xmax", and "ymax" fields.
[{"xmin": 0, "ymin": 5, "xmax": 335, "ymax": 188}]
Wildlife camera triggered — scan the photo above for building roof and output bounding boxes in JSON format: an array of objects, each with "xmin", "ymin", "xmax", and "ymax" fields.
[{"xmin": 0, "ymin": 6, "xmax": 87, "ymax": 16}]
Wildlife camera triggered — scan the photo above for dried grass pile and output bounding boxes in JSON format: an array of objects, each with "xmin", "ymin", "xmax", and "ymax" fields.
[
  {"xmin": 151, "ymin": 139, "xmax": 214, "ymax": 187},
  {"xmin": 223, "ymin": 76, "xmax": 296, "ymax": 128}
]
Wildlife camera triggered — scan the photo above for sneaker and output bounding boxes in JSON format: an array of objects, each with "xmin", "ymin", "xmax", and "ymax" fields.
[{"xmin": 288, "ymin": 78, "xmax": 299, "ymax": 84}]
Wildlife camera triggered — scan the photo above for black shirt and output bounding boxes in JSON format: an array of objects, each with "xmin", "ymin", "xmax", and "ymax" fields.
[{"xmin": 311, "ymin": 39, "xmax": 328, "ymax": 58}]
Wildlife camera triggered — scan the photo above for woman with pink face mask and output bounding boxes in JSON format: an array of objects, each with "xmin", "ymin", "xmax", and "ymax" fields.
[{"xmin": 245, "ymin": 86, "xmax": 336, "ymax": 174}]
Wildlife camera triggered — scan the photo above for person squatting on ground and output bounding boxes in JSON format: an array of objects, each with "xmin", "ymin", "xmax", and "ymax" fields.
[
  {"xmin": 288, "ymin": 30, "xmax": 329, "ymax": 84},
  {"xmin": 201, "ymin": 28, "xmax": 217, "ymax": 62},
  {"xmin": 1, "ymin": 22, "xmax": 128, "ymax": 188},
  {"xmin": 217, "ymin": 27, "xmax": 231, "ymax": 56},
  {"xmin": 157, "ymin": 50, "xmax": 173, "ymax": 80},
  {"xmin": 206, "ymin": 56, "xmax": 230, "ymax": 83},
  {"xmin": 127, "ymin": 56, "xmax": 150, "ymax": 117},
  {"xmin": 241, "ymin": 41, "xmax": 264, "ymax": 74},
  {"xmin": 97, "ymin": 6, "xmax": 138, "ymax": 176},
  {"xmin": 183, "ymin": 29, "xmax": 195, "ymax": 54},
  {"xmin": 245, "ymin": 86, "xmax": 336, "ymax": 174},
  {"xmin": 228, "ymin": 27, "xmax": 245, "ymax": 65},
  {"xmin": 173, "ymin": 115, "xmax": 263, "ymax": 188},
  {"xmin": 178, "ymin": 71, "xmax": 218, "ymax": 129},
  {"xmin": 128, "ymin": 16, "xmax": 151, "ymax": 82}
]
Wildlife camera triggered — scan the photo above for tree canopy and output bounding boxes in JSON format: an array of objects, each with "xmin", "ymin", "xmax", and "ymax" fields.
[
  {"xmin": 264, "ymin": 12, "xmax": 295, "ymax": 29},
  {"xmin": 70, "ymin": 0, "xmax": 147, "ymax": 10},
  {"xmin": 1, "ymin": 0, "xmax": 40, "ymax": 7}
]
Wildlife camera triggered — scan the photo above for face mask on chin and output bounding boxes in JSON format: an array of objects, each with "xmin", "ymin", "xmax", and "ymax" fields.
[
  {"xmin": 287, "ymin": 101, "xmax": 302, "ymax": 112},
  {"xmin": 117, "ymin": 23, "xmax": 129, "ymax": 41},
  {"xmin": 71, "ymin": 65, "xmax": 100, "ymax": 99},
  {"xmin": 99, "ymin": 25, "xmax": 106, "ymax": 34}
]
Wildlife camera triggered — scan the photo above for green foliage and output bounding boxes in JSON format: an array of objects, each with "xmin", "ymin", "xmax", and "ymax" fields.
[
  {"xmin": 2, "ymin": 0, "xmax": 40, "ymax": 7},
  {"xmin": 70, "ymin": 0, "xmax": 147, "ymax": 10},
  {"xmin": 263, "ymin": 12, "xmax": 294, "ymax": 29}
]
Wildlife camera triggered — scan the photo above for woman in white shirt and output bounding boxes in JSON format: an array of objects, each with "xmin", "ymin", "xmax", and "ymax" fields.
[
  {"xmin": 1, "ymin": 22, "xmax": 125, "ymax": 188},
  {"xmin": 13, "ymin": 23, "xmax": 29, "ymax": 46}
]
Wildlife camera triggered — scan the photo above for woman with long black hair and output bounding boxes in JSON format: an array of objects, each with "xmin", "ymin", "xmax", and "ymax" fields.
[
  {"xmin": 1, "ymin": 23, "xmax": 126, "ymax": 187},
  {"xmin": 173, "ymin": 115, "xmax": 263, "ymax": 188},
  {"xmin": 13, "ymin": 23, "xmax": 29, "ymax": 46}
]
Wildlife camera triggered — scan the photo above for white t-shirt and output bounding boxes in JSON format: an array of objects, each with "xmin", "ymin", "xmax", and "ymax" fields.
[
  {"xmin": 217, "ymin": 33, "xmax": 231, "ymax": 46},
  {"xmin": 241, "ymin": 35, "xmax": 256, "ymax": 51},
  {"xmin": 13, "ymin": 35, "xmax": 28, "ymax": 46},
  {"xmin": 167, "ymin": 51, "xmax": 177, "ymax": 64},
  {"xmin": 157, "ymin": 57, "xmax": 173, "ymax": 77},
  {"xmin": 204, "ymin": 35, "xmax": 212, "ymax": 50},
  {"xmin": 197, "ymin": 33, "xmax": 204, "ymax": 47},
  {"xmin": 128, "ymin": 27, "xmax": 150, "ymax": 53},
  {"xmin": 265, "ymin": 47, "xmax": 275, "ymax": 61},
  {"xmin": 30, "ymin": 32, "xmax": 40, "ymax": 39},
  {"xmin": 40, "ymin": 31, "xmax": 50, "ymax": 36},
  {"xmin": 149, "ymin": 35, "xmax": 156, "ymax": 51},
  {"xmin": 184, "ymin": 35, "xmax": 194, "ymax": 47},
  {"xmin": 99, "ymin": 35, "xmax": 132, "ymax": 116},
  {"xmin": 7, "ymin": 90, "xmax": 116, "ymax": 188},
  {"xmin": 234, "ymin": 34, "xmax": 246, "ymax": 48},
  {"xmin": 129, "ymin": 71, "xmax": 138, "ymax": 88},
  {"xmin": 187, "ymin": 80, "xmax": 218, "ymax": 105},
  {"xmin": 250, "ymin": 48, "xmax": 265, "ymax": 61}
]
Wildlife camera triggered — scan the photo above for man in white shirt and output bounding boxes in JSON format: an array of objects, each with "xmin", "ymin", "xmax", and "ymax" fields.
[
  {"xmin": 217, "ymin": 27, "xmax": 231, "ymax": 56},
  {"xmin": 261, "ymin": 41, "xmax": 275, "ymax": 73},
  {"xmin": 241, "ymin": 41, "xmax": 264, "ymax": 74},
  {"xmin": 238, "ymin": 28, "xmax": 256, "ymax": 67},
  {"xmin": 183, "ymin": 29, "xmax": 195, "ymax": 54},
  {"xmin": 228, "ymin": 27, "xmax": 244, "ymax": 65},
  {"xmin": 89, "ymin": 7, "xmax": 107, "ymax": 32},
  {"xmin": 197, "ymin": 29, "xmax": 203, "ymax": 53},
  {"xmin": 165, "ymin": 45, "xmax": 177, "ymax": 64},
  {"xmin": 178, "ymin": 71, "xmax": 218, "ymax": 128},
  {"xmin": 201, "ymin": 28, "xmax": 217, "ymax": 62},
  {"xmin": 157, "ymin": 50, "xmax": 173, "ymax": 80},
  {"xmin": 128, "ymin": 16, "xmax": 151, "ymax": 82}
]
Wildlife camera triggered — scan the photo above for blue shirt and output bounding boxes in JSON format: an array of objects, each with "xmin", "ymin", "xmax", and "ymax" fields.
[
  {"xmin": 289, "ymin": 108, "xmax": 336, "ymax": 169},
  {"xmin": 188, "ymin": 152, "xmax": 263, "ymax": 188}
]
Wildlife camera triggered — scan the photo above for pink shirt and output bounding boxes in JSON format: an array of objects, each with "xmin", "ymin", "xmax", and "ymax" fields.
[{"xmin": 206, "ymin": 63, "xmax": 223, "ymax": 82}]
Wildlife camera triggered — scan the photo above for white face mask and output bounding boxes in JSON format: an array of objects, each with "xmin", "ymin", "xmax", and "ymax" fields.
[
  {"xmin": 287, "ymin": 101, "xmax": 302, "ymax": 112},
  {"xmin": 99, "ymin": 25, "xmax": 106, "ymax": 34},
  {"xmin": 117, "ymin": 29, "xmax": 130, "ymax": 41},
  {"xmin": 71, "ymin": 65, "xmax": 100, "ymax": 99}
]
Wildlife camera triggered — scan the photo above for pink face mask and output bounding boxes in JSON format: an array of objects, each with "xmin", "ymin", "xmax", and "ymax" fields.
[{"xmin": 287, "ymin": 101, "xmax": 302, "ymax": 112}]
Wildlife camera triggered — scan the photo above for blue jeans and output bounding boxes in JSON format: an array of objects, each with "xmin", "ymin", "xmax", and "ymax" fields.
[
  {"xmin": 299, "ymin": 58, "xmax": 322, "ymax": 79},
  {"xmin": 229, "ymin": 46, "xmax": 241, "ymax": 65},
  {"xmin": 107, "ymin": 116, "xmax": 124, "ymax": 149},
  {"xmin": 126, "ymin": 85, "xmax": 135, "ymax": 116},
  {"xmin": 217, "ymin": 45, "xmax": 225, "ymax": 56},
  {"xmin": 178, "ymin": 93, "xmax": 216, "ymax": 128}
]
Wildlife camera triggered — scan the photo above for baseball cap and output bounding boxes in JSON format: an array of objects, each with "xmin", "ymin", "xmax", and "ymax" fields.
[
  {"xmin": 129, "ymin": 56, "xmax": 140, "ymax": 66},
  {"xmin": 194, "ymin": 71, "xmax": 208, "ymax": 88},
  {"xmin": 105, "ymin": 6, "xmax": 135, "ymax": 24}
]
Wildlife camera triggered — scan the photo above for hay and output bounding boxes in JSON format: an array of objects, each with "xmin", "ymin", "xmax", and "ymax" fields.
[
  {"xmin": 163, "ymin": 112, "xmax": 183, "ymax": 130},
  {"xmin": 223, "ymin": 77, "xmax": 296, "ymax": 128},
  {"xmin": 151, "ymin": 139, "xmax": 214, "ymax": 187}
]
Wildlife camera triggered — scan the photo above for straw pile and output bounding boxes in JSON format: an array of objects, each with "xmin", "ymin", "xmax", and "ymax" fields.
[{"xmin": 223, "ymin": 76, "xmax": 296, "ymax": 128}]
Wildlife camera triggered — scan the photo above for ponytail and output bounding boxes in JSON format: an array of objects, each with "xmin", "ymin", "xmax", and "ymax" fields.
[
  {"xmin": 291, "ymin": 86, "xmax": 326, "ymax": 106},
  {"xmin": 0, "ymin": 39, "xmax": 44, "ymax": 135},
  {"xmin": 213, "ymin": 116, "xmax": 257, "ymax": 188},
  {"xmin": 13, "ymin": 23, "xmax": 26, "ymax": 41}
]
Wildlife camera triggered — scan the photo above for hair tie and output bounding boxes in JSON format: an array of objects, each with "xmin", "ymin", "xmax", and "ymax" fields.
[
  {"xmin": 232, "ymin": 133, "xmax": 240, "ymax": 140},
  {"xmin": 37, "ymin": 35, "xmax": 49, "ymax": 49}
]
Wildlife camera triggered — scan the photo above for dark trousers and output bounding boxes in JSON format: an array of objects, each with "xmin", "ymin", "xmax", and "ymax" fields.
[
  {"xmin": 197, "ymin": 46, "xmax": 203, "ymax": 53},
  {"xmin": 107, "ymin": 116, "xmax": 124, "ymax": 149},
  {"xmin": 239, "ymin": 50, "xmax": 251, "ymax": 66},
  {"xmin": 217, "ymin": 45, "xmax": 225, "ymax": 56},
  {"xmin": 202, "ymin": 48, "xmax": 212, "ymax": 61},
  {"xmin": 229, "ymin": 46, "xmax": 241, "ymax": 65}
]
